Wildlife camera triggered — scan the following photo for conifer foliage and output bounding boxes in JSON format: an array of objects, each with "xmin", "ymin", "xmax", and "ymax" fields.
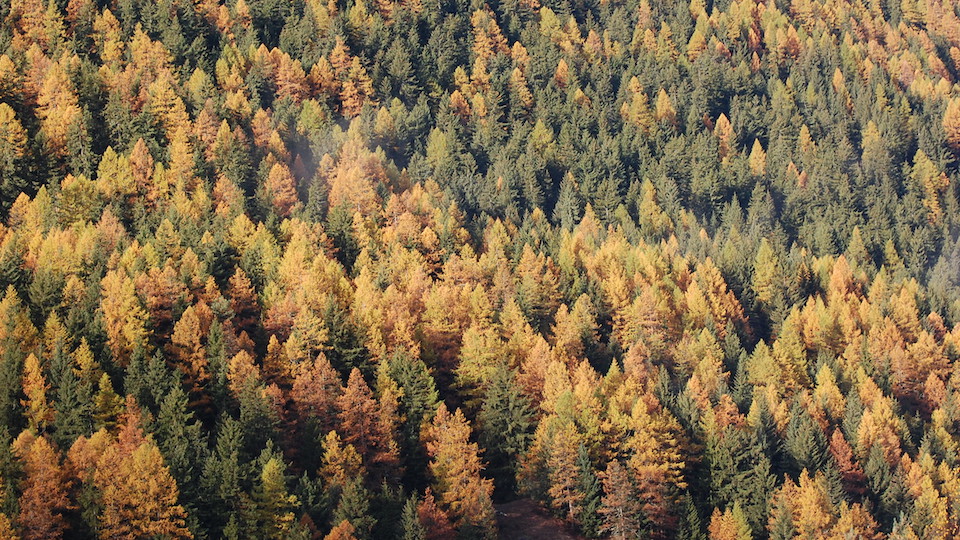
[{"xmin": 1, "ymin": 0, "xmax": 960, "ymax": 535}]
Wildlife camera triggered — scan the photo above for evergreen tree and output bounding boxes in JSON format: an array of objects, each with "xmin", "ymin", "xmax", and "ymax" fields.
[
  {"xmin": 477, "ymin": 364, "xmax": 534, "ymax": 496},
  {"xmin": 332, "ymin": 477, "xmax": 376, "ymax": 540}
]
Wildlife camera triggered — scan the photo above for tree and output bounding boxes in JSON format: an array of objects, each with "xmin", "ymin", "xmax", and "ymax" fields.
[
  {"xmin": 337, "ymin": 368, "xmax": 398, "ymax": 478},
  {"xmin": 478, "ymin": 365, "xmax": 534, "ymax": 494},
  {"xmin": 714, "ymin": 114, "xmax": 735, "ymax": 159},
  {"xmin": 154, "ymin": 384, "xmax": 205, "ymax": 521},
  {"xmin": 0, "ymin": 103, "xmax": 27, "ymax": 201},
  {"xmin": 626, "ymin": 398, "xmax": 688, "ymax": 536},
  {"xmin": 388, "ymin": 352, "xmax": 439, "ymax": 477},
  {"xmin": 199, "ymin": 416, "xmax": 243, "ymax": 536},
  {"xmin": 325, "ymin": 520, "xmax": 359, "ymax": 540},
  {"xmin": 416, "ymin": 488, "xmax": 455, "ymax": 540},
  {"xmin": 170, "ymin": 305, "xmax": 211, "ymax": 408},
  {"xmin": 515, "ymin": 245, "xmax": 561, "ymax": 333},
  {"xmin": 599, "ymin": 460, "xmax": 643, "ymax": 539},
  {"xmin": 401, "ymin": 495, "xmax": 427, "ymax": 540},
  {"xmin": 51, "ymin": 341, "xmax": 93, "ymax": 448},
  {"xmin": 21, "ymin": 353, "xmax": 52, "ymax": 432},
  {"xmin": 13, "ymin": 432, "xmax": 72, "ymax": 539},
  {"xmin": 291, "ymin": 354, "xmax": 342, "ymax": 450},
  {"xmin": 708, "ymin": 503, "xmax": 751, "ymax": 540},
  {"xmin": 252, "ymin": 457, "xmax": 298, "ymax": 539},
  {"xmin": 100, "ymin": 270, "xmax": 149, "ymax": 367},
  {"xmin": 96, "ymin": 440, "xmax": 193, "ymax": 539},
  {"xmin": 942, "ymin": 97, "xmax": 960, "ymax": 154},
  {"xmin": 332, "ymin": 477, "xmax": 376, "ymax": 539},
  {"xmin": 93, "ymin": 373, "xmax": 124, "ymax": 430},
  {"xmin": 576, "ymin": 444, "xmax": 603, "ymax": 537},
  {"xmin": 227, "ymin": 268, "xmax": 260, "ymax": 339},
  {"xmin": 423, "ymin": 404, "xmax": 496, "ymax": 538},
  {"xmin": 320, "ymin": 430, "xmax": 365, "ymax": 491},
  {"xmin": 36, "ymin": 57, "xmax": 81, "ymax": 156},
  {"xmin": 547, "ymin": 420, "xmax": 585, "ymax": 521},
  {"xmin": 265, "ymin": 161, "xmax": 300, "ymax": 218}
]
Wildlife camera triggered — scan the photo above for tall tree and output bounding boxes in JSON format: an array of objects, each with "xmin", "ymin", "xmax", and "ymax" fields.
[
  {"xmin": 423, "ymin": 404, "xmax": 497, "ymax": 538},
  {"xmin": 13, "ymin": 432, "xmax": 72, "ymax": 539}
]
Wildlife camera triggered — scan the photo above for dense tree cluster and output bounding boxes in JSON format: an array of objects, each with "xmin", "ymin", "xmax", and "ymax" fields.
[{"xmin": 1, "ymin": 0, "xmax": 960, "ymax": 536}]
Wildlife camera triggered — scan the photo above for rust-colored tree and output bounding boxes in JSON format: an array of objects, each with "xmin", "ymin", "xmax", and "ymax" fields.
[
  {"xmin": 13, "ymin": 432, "xmax": 73, "ymax": 539},
  {"xmin": 599, "ymin": 460, "xmax": 643, "ymax": 540}
]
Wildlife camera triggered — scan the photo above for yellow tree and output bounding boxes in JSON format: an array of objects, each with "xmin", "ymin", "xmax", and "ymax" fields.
[
  {"xmin": 708, "ymin": 503, "xmax": 751, "ymax": 540},
  {"xmin": 96, "ymin": 439, "xmax": 193, "ymax": 539},
  {"xmin": 13, "ymin": 432, "xmax": 72, "ymax": 539},
  {"xmin": 100, "ymin": 269, "xmax": 149, "ymax": 367},
  {"xmin": 625, "ymin": 396, "xmax": 687, "ymax": 537},
  {"xmin": 423, "ymin": 404, "xmax": 496, "ymax": 538},
  {"xmin": 266, "ymin": 161, "xmax": 300, "ymax": 218},
  {"xmin": 253, "ymin": 457, "xmax": 298, "ymax": 538},
  {"xmin": 942, "ymin": 97, "xmax": 960, "ymax": 153},
  {"xmin": 0, "ymin": 103, "xmax": 27, "ymax": 177},
  {"xmin": 547, "ymin": 420, "xmax": 585, "ymax": 520},
  {"xmin": 319, "ymin": 430, "xmax": 365, "ymax": 489},
  {"xmin": 170, "ymin": 304, "xmax": 210, "ymax": 407},
  {"xmin": 21, "ymin": 353, "xmax": 53, "ymax": 431},
  {"xmin": 714, "ymin": 113, "xmax": 735, "ymax": 159},
  {"xmin": 36, "ymin": 55, "xmax": 81, "ymax": 156},
  {"xmin": 910, "ymin": 149, "xmax": 950, "ymax": 223}
]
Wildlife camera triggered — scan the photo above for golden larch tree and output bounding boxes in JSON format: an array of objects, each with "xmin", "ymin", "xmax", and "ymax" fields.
[
  {"xmin": 13, "ymin": 432, "xmax": 72, "ymax": 539},
  {"xmin": 423, "ymin": 404, "xmax": 496, "ymax": 537},
  {"xmin": 21, "ymin": 353, "xmax": 53, "ymax": 431}
]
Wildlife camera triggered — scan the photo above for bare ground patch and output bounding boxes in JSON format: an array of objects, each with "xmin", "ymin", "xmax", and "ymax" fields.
[{"xmin": 495, "ymin": 499, "xmax": 587, "ymax": 540}]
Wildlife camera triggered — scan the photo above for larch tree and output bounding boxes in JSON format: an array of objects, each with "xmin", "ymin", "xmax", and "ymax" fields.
[
  {"xmin": 291, "ymin": 353, "xmax": 342, "ymax": 441},
  {"xmin": 942, "ymin": 97, "xmax": 960, "ymax": 153},
  {"xmin": 170, "ymin": 304, "xmax": 211, "ymax": 406},
  {"xmin": 35, "ymin": 56, "xmax": 81, "ymax": 156},
  {"xmin": 325, "ymin": 520, "xmax": 358, "ymax": 540},
  {"xmin": 20, "ymin": 353, "xmax": 52, "ymax": 432},
  {"xmin": 100, "ymin": 269, "xmax": 149, "ymax": 367},
  {"xmin": 547, "ymin": 420, "xmax": 585, "ymax": 521},
  {"xmin": 416, "ymin": 488, "xmax": 456, "ymax": 540},
  {"xmin": 265, "ymin": 161, "xmax": 300, "ymax": 218},
  {"xmin": 227, "ymin": 268, "xmax": 261, "ymax": 339},
  {"xmin": 96, "ymin": 439, "xmax": 193, "ymax": 539},
  {"xmin": 708, "ymin": 503, "xmax": 752, "ymax": 540},
  {"xmin": 599, "ymin": 460, "xmax": 644, "ymax": 540},
  {"xmin": 320, "ymin": 430, "xmax": 365, "ymax": 490},
  {"xmin": 0, "ymin": 103, "xmax": 26, "ymax": 185},
  {"xmin": 13, "ymin": 432, "xmax": 72, "ymax": 539},
  {"xmin": 336, "ymin": 368, "xmax": 380, "ymax": 468},
  {"xmin": 423, "ymin": 404, "xmax": 496, "ymax": 538}
]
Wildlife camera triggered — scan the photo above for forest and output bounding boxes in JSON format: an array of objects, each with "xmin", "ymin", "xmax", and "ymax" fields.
[{"xmin": 1, "ymin": 0, "xmax": 960, "ymax": 534}]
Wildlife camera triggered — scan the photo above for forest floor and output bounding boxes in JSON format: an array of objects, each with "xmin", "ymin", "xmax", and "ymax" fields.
[{"xmin": 495, "ymin": 499, "xmax": 587, "ymax": 540}]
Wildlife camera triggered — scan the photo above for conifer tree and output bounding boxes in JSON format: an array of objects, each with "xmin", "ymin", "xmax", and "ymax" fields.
[
  {"xmin": 252, "ymin": 457, "xmax": 298, "ymax": 539},
  {"xmin": 332, "ymin": 477, "xmax": 376, "ymax": 539},
  {"xmin": 942, "ymin": 97, "xmax": 960, "ymax": 153},
  {"xmin": 478, "ymin": 364, "xmax": 534, "ymax": 494},
  {"xmin": 20, "ymin": 353, "xmax": 52, "ymax": 432},
  {"xmin": 401, "ymin": 495, "xmax": 427, "ymax": 540},
  {"xmin": 96, "ymin": 440, "xmax": 193, "ymax": 539},
  {"xmin": 416, "ymin": 488, "xmax": 455, "ymax": 540},
  {"xmin": 599, "ymin": 460, "xmax": 643, "ymax": 539},
  {"xmin": 13, "ymin": 432, "xmax": 72, "ymax": 539},
  {"xmin": 423, "ymin": 404, "xmax": 496, "ymax": 538}
]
